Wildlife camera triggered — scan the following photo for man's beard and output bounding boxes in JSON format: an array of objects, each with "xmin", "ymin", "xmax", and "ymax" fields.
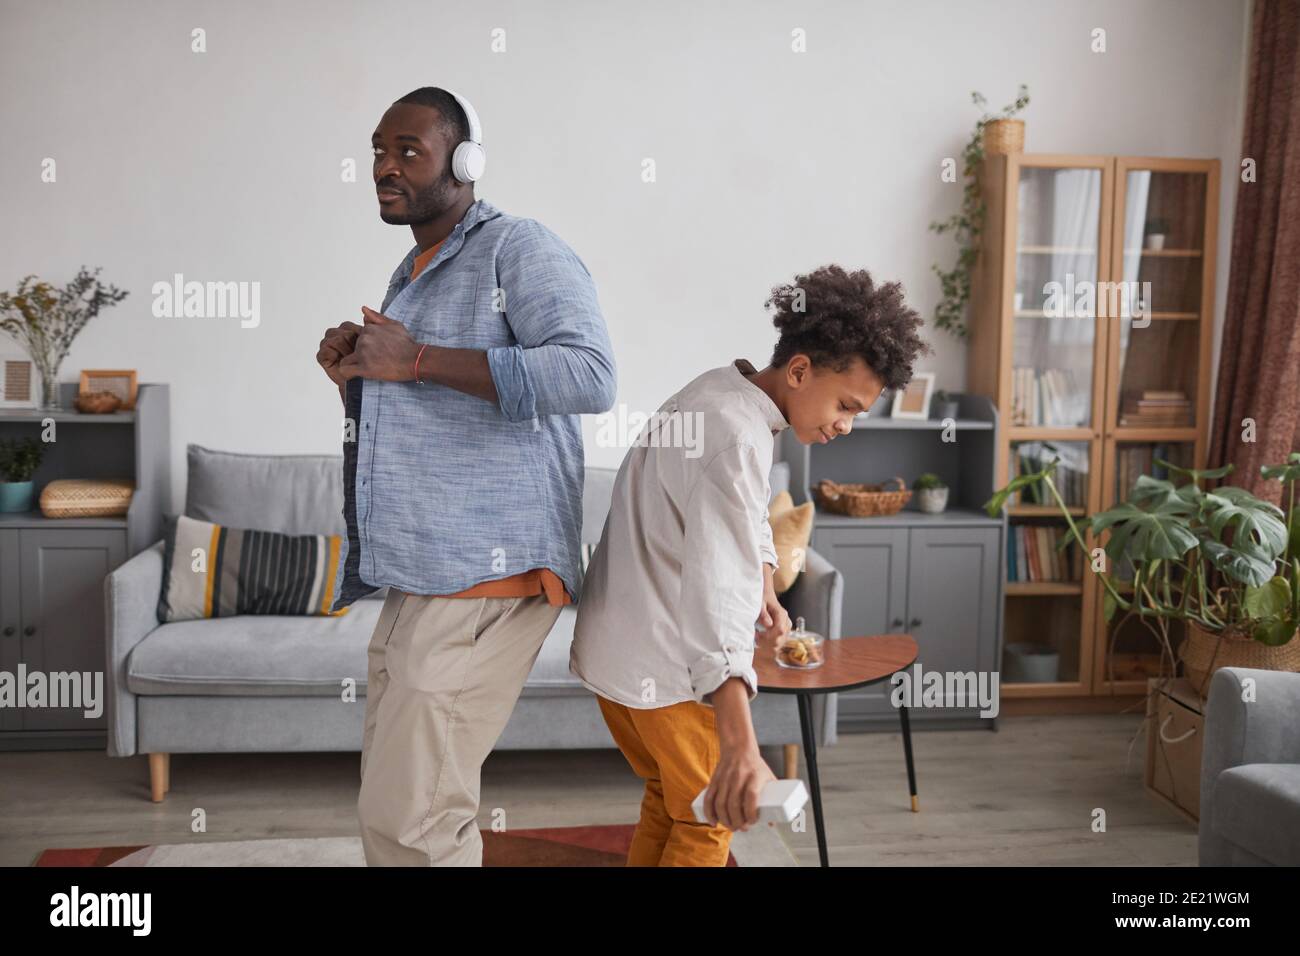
[{"xmin": 379, "ymin": 171, "xmax": 459, "ymax": 225}]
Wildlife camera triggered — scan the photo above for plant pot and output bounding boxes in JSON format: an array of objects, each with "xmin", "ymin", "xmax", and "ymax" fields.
[
  {"xmin": 1179, "ymin": 621, "xmax": 1300, "ymax": 699},
  {"xmin": 982, "ymin": 118, "xmax": 1024, "ymax": 156},
  {"xmin": 916, "ymin": 486, "xmax": 949, "ymax": 514},
  {"xmin": 1144, "ymin": 233, "xmax": 1166, "ymax": 251},
  {"xmin": 0, "ymin": 480, "xmax": 35, "ymax": 513},
  {"xmin": 931, "ymin": 400, "xmax": 959, "ymax": 421},
  {"xmin": 1004, "ymin": 642, "xmax": 1059, "ymax": 683}
]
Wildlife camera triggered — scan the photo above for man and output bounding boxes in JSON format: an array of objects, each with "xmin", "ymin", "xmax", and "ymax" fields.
[{"xmin": 316, "ymin": 87, "xmax": 616, "ymax": 866}]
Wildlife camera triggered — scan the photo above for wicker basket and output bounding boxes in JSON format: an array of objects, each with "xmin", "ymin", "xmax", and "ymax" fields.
[
  {"xmin": 814, "ymin": 477, "xmax": 911, "ymax": 518},
  {"xmin": 39, "ymin": 478, "xmax": 135, "ymax": 518},
  {"xmin": 983, "ymin": 118, "xmax": 1024, "ymax": 156},
  {"xmin": 1179, "ymin": 621, "xmax": 1300, "ymax": 699}
]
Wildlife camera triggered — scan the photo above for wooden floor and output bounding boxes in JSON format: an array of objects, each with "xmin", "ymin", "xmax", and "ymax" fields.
[{"xmin": 0, "ymin": 713, "xmax": 1198, "ymax": 867}]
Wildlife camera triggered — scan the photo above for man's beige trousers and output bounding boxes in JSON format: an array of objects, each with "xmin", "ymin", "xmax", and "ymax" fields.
[{"xmin": 357, "ymin": 587, "xmax": 563, "ymax": 865}]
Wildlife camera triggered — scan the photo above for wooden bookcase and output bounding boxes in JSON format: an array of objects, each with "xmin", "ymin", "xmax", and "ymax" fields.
[{"xmin": 967, "ymin": 153, "xmax": 1219, "ymax": 701}]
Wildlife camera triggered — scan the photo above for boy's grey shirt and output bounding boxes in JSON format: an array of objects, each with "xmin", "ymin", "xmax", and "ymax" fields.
[
  {"xmin": 330, "ymin": 198, "xmax": 616, "ymax": 612},
  {"xmin": 569, "ymin": 359, "xmax": 788, "ymax": 708}
]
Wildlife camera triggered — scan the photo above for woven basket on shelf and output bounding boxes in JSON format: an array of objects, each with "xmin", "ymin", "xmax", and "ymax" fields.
[
  {"xmin": 1179, "ymin": 621, "xmax": 1300, "ymax": 699},
  {"xmin": 813, "ymin": 477, "xmax": 911, "ymax": 518},
  {"xmin": 39, "ymin": 478, "xmax": 135, "ymax": 518},
  {"xmin": 982, "ymin": 118, "xmax": 1024, "ymax": 155}
]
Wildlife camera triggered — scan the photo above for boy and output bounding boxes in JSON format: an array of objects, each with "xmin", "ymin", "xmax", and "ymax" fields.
[{"xmin": 570, "ymin": 264, "xmax": 931, "ymax": 866}]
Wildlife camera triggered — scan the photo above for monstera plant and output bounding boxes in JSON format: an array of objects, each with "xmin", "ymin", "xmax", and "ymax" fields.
[{"xmin": 985, "ymin": 452, "xmax": 1300, "ymax": 694}]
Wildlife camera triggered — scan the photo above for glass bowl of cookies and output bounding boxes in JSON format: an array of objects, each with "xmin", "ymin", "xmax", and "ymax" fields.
[{"xmin": 775, "ymin": 616, "xmax": 824, "ymax": 669}]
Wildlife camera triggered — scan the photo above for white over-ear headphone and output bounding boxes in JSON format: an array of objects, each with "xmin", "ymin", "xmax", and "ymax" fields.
[{"xmin": 443, "ymin": 88, "xmax": 486, "ymax": 184}]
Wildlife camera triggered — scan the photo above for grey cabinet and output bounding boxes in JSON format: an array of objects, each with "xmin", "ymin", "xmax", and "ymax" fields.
[
  {"xmin": 0, "ymin": 382, "xmax": 169, "ymax": 750},
  {"xmin": 7, "ymin": 528, "xmax": 126, "ymax": 733},
  {"xmin": 815, "ymin": 522, "xmax": 1003, "ymax": 729}
]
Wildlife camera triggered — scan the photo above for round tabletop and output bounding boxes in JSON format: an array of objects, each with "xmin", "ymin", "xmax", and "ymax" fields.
[{"xmin": 754, "ymin": 633, "xmax": 918, "ymax": 695}]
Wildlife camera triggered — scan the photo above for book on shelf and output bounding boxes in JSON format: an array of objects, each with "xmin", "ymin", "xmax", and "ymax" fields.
[
  {"xmin": 1010, "ymin": 366, "xmax": 1088, "ymax": 427},
  {"xmin": 1115, "ymin": 443, "xmax": 1186, "ymax": 500},
  {"xmin": 1119, "ymin": 389, "xmax": 1192, "ymax": 427},
  {"xmin": 1009, "ymin": 442, "xmax": 1088, "ymax": 508},
  {"xmin": 1007, "ymin": 524, "xmax": 1084, "ymax": 584}
]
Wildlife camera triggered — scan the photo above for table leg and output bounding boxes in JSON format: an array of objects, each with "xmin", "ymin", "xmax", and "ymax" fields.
[
  {"xmin": 898, "ymin": 700, "xmax": 919, "ymax": 812},
  {"xmin": 797, "ymin": 692, "xmax": 829, "ymax": 867}
]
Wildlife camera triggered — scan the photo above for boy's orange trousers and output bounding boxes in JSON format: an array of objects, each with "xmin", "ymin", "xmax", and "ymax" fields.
[{"xmin": 596, "ymin": 694, "xmax": 733, "ymax": 866}]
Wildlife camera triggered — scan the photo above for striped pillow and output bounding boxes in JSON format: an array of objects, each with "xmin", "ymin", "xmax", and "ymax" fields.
[{"xmin": 156, "ymin": 513, "xmax": 349, "ymax": 622}]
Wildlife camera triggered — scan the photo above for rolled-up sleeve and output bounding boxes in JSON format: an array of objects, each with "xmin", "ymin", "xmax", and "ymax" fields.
[
  {"xmin": 759, "ymin": 510, "xmax": 778, "ymax": 569},
  {"xmin": 487, "ymin": 218, "xmax": 618, "ymax": 422},
  {"xmin": 680, "ymin": 442, "xmax": 769, "ymax": 705}
]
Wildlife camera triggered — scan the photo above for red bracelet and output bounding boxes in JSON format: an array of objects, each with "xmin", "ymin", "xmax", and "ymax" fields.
[{"xmin": 414, "ymin": 343, "xmax": 428, "ymax": 384}]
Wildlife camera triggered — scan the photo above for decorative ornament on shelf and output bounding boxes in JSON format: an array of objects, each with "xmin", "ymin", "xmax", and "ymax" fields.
[
  {"xmin": 929, "ymin": 84, "xmax": 1031, "ymax": 340},
  {"xmin": 0, "ymin": 267, "xmax": 129, "ymax": 410}
]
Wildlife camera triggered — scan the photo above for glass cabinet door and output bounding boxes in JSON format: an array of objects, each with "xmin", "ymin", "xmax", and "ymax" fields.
[
  {"xmin": 1109, "ymin": 165, "xmax": 1212, "ymax": 432},
  {"xmin": 1009, "ymin": 164, "xmax": 1108, "ymax": 430}
]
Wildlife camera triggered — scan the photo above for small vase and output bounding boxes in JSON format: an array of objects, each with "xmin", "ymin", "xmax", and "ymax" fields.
[
  {"xmin": 1144, "ymin": 233, "xmax": 1166, "ymax": 251},
  {"xmin": 0, "ymin": 480, "xmax": 35, "ymax": 513},
  {"xmin": 39, "ymin": 365, "xmax": 62, "ymax": 410}
]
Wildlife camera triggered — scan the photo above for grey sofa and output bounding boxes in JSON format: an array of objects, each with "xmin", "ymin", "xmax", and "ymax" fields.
[
  {"xmin": 105, "ymin": 444, "xmax": 843, "ymax": 801},
  {"xmin": 1198, "ymin": 666, "xmax": 1300, "ymax": 866}
]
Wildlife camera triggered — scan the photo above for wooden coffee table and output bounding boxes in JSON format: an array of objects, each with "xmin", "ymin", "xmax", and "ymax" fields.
[{"xmin": 755, "ymin": 633, "xmax": 920, "ymax": 867}]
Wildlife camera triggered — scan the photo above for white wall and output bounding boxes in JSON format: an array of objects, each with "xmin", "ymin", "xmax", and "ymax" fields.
[{"xmin": 0, "ymin": 0, "xmax": 1250, "ymax": 504}]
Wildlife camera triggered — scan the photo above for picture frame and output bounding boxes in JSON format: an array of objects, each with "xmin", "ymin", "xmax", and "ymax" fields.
[
  {"xmin": 0, "ymin": 344, "xmax": 39, "ymax": 408},
  {"xmin": 890, "ymin": 372, "xmax": 935, "ymax": 420},
  {"xmin": 79, "ymin": 369, "xmax": 138, "ymax": 410}
]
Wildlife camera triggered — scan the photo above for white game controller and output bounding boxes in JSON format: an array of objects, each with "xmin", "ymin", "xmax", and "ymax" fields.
[{"xmin": 691, "ymin": 778, "xmax": 809, "ymax": 826}]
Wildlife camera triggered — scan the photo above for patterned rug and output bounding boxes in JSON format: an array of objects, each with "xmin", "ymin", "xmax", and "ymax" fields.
[{"xmin": 33, "ymin": 822, "xmax": 797, "ymax": 866}]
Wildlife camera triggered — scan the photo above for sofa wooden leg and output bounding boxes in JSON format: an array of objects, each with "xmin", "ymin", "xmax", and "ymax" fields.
[
  {"xmin": 783, "ymin": 744, "xmax": 799, "ymax": 779},
  {"xmin": 148, "ymin": 753, "xmax": 168, "ymax": 802}
]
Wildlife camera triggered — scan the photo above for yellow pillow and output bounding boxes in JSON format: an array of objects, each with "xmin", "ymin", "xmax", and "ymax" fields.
[{"xmin": 768, "ymin": 491, "xmax": 814, "ymax": 594}]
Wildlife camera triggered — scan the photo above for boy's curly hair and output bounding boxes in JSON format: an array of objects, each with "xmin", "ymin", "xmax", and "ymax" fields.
[{"xmin": 765, "ymin": 265, "xmax": 932, "ymax": 391}]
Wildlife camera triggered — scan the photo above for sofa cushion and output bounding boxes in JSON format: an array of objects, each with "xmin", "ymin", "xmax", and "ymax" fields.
[
  {"xmin": 157, "ymin": 513, "xmax": 349, "ymax": 622},
  {"xmin": 768, "ymin": 491, "xmax": 814, "ymax": 594},
  {"xmin": 127, "ymin": 599, "xmax": 383, "ymax": 696},
  {"xmin": 1213, "ymin": 763, "xmax": 1300, "ymax": 866},
  {"xmin": 526, "ymin": 605, "xmax": 586, "ymax": 692},
  {"xmin": 186, "ymin": 443, "xmax": 343, "ymax": 535},
  {"xmin": 185, "ymin": 443, "xmax": 387, "ymax": 601}
]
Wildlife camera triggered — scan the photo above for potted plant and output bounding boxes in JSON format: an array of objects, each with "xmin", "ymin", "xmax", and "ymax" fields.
[
  {"xmin": 0, "ymin": 267, "xmax": 128, "ymax": 409},
  {"xmin": 914, "ymin": 473, "xmax": 949, "ymax": 514},
  {"xmin": 0, "ymin": 437, "xmax": 43, "ymax": 513},
  {"xmin": 1144, "ymin": 217, "xmax": 1170, "ymax": 251},
  {"xmin": 985, "ymin": 453, "xmax": 1300, "ymax": 700},
  {"xmin": 931, "ymin": 389, "xmax": 960, "ymax": 421},
  {"xmin": 929, "ymin": 84, "xmax": 1030, "ymax": 340}
]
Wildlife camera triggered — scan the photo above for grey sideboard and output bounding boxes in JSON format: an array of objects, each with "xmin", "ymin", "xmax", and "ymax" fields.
[
  {"xmin": 0, "ymin": 382, "xmax": 170, "ymax": 750},
  {"xmin": 780, "ymin": 393, "xmax": 1006, "ymax": 731}
]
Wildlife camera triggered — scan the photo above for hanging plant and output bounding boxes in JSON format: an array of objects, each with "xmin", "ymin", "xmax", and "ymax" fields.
[{"xmin": 929, "ymin": 84, "xmax": 1030, "ymax": 340}]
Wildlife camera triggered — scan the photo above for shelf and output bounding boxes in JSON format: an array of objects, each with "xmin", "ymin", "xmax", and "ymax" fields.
[
  {"xmin": 1007, "ymin": 427, "xmax": 1096, "ymax": 439},
  {"xmin": 1017, "ymin": 245, "xmax": 1096, "ymax": 255},
  {"xmin": 813, "ymin": 507, "xmax": 1003, "ymax": 528},
  {"xmin": 0, "ymin": 510, "xmax": 129, "ymax": 528},
  {"xmin": 851, "ymin": 416, "xmax": 992, "ymax": 431},
  {"xmin": 0, "ymin": 406, "xmax": 136, "ymax": 423},
  {"xmin": 1012, "ymin": 309, "xmax": 1197, "ymax": 321},
  {"xmin": 1121, "ymin": 248, "xmax": 1202, "ymax": 257},
  {"xmin": 1007, "ymin": 581, "xmax": 1084, "ymax": 596},
  {"xmin": 1008, "ymin": 504, "xmax": 1086, "ymax": 517}
]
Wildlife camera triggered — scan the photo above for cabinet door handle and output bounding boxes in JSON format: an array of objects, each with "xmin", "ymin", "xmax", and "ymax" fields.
[
  {"xmin": 23, "ymin": 625, "xmax": 35, "ymax": 636},
  {"xmin": 2, "ymin": 625, "xmax": 13, "ymax": 637},
  {"xmin": 909, "ymin": 617, "xmax": 922, "ymax": 628},
  {"xmin": 891, "ymin": 618, "xmax": 904, "ymax": 629}
]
